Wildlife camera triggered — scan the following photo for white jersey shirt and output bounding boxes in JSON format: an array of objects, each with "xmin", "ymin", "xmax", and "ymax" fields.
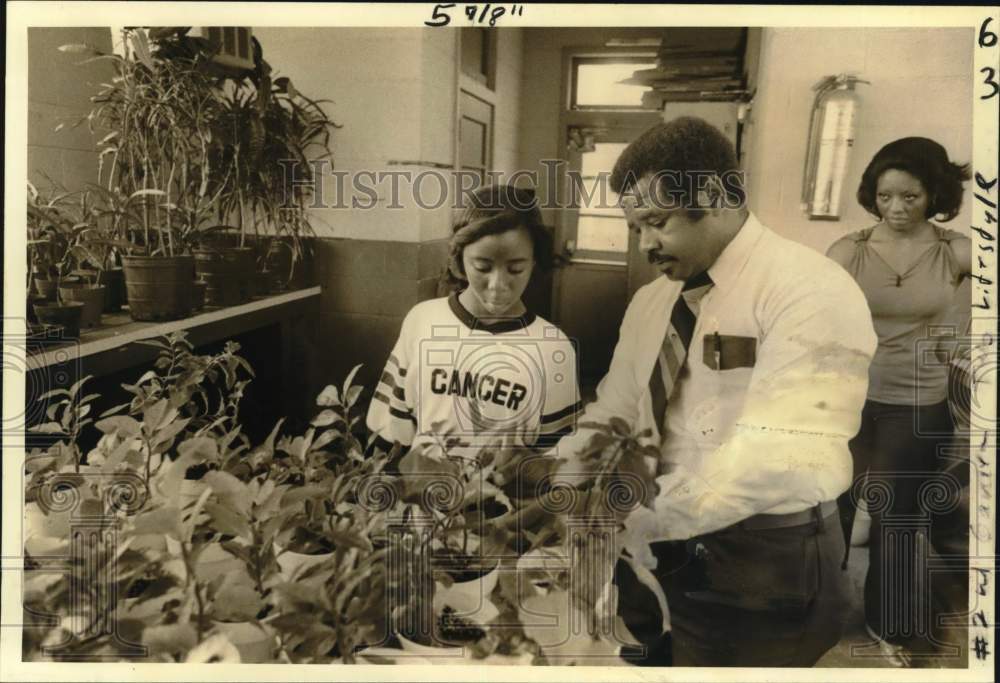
[{"xmin": 367, "ymin": 294, "xmax": 581, "ymax": 458}]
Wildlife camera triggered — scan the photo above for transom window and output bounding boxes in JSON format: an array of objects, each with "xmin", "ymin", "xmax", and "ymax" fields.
[{"xmin": 571, "ymin": 57, "xmax": 656, "ymax": 110}]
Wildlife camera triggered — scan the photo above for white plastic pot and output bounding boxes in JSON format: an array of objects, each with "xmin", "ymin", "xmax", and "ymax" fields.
[
  {"xmin": 433, "ymin": 564, "xmax": 500, "ymax": 626},
  {"xmin": 212, "ymin": 621, "xmax": 274, "ymax": 663}
]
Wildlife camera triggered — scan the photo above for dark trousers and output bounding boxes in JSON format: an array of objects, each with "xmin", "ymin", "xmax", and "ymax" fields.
[
  {"xmin": 837, "ymin": 399, "xmax": 959, "ymax": 652},
  {"xmin": 616, "ymin": 506, "xmax": 848, "ymax": 667}
]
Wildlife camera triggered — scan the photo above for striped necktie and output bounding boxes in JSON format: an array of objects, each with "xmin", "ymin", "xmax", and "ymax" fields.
[{"xmin": 648, "ymin": 271, "xmax": 714, "ymax": 437}]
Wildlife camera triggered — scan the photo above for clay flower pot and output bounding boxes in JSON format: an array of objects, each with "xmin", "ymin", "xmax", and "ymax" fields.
[
  {"xmin": 33, "ymin": 301, "xmax": 84, "ymax": 339},
  {"xmin": 58, "ymin": 282, "xmax": 106, "ymax": 328},
  {"xmin": 122, "ymin": 255, "xmax": 196, "ymax": 321}
]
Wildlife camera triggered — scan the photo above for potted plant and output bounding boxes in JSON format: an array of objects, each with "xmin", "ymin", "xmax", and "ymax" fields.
[
  {"xmin": 262, "ymin": 365, "xmax": 383, "ymax": 575},
  {"xmin": 208, "ymin": 36, "xmax": 339, "ymax": 293},
  {"xmin": 383, "ymin": 433, "xmax": 521, "ymax": 653},
  {"xmin": 21, "ymin": 330, "xmax": 644, "ymax": 665},
  {"xmin": 27, "ymin": 180, "xmax": 74, "ymax": 299},
  {"xmin": 67, "ymin": 186, "xmax": 137, "ymax": 314},
  {"xmin": 60, "ymin": 28, "xmax": 231, "ymax": 321},
  {"xmin": 26, "ymin": 182, "xmax": 84, "ymax": 334}
]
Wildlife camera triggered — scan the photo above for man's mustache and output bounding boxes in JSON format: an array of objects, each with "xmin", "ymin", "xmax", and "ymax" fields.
[{"xmin": 647, "ymin": 251, "xmax": 673, "ymax": 265}]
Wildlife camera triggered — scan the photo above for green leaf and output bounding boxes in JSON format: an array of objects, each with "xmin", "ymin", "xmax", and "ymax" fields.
[
  {"xmin": 95, "ymin": 415, "xmax": 142, "ymax": 437},
  {"xmin": 28, "ymin": 422, "xmax": 65, "ymax": 434},
  {"xmin": 37, "ymin": 388, "xmax": 70, "ymax": 402},
  {"xmin": 204, "ymin": 471, "xmax": 251, "ymax": 516},
  {"xmin": 342, "ymin": 363, "xmax": 362, "ymax": 395},
  {"xmin": 580, "ymin": 431, "xmax": 617, "ymax": 457},
  {"xmin": 101, "ymin": 439, "xmax": 136, "ymax": 473},
  {"xmin": 310, "ymin": 409, "xmax": 338, "ymax": 428},
  {"xmin": 131, "ymin": 506, "xmax": 182, "ymax": 539},
  {"xmin": 279, "ymin": 485, "xmax": 329, "ymax": 510},
  {"xmin": 224, "ymin": 533, "xmax": 255, "ymax": 557},
  {"xmin": 142, "ymin": 623, "xmax": 197, "ymax": 656},
  {"xmin": 345, "ymin": 385, "xmax": 363, "ymax": 410},
  {"xmin": 177, "ymin": 436, "xmax": 219, "ymax": 464},
  {"xmin": 257, "ymin": 418, "xmax": 285, "ymax": 457},
  {"xmin": 203, "ymin": 501, "xmax": 252, "ymax": 540},
  {"xmin": 609, "ymin": 417, "xmax": 631, "ymax": 437},
  {"xmin": 327, "ymin": 518, "xmax": 374, "ymax": 553},
  {"xmin": 129, "ymin": 29, "xmax": 155, "ymax": 71},
  {"xmin": 68, "ymin": 375, "xmax": 92, "ymax": 399},
  {"xmin": 152, "ymin": 417, "xmax": 192, "ymax": 449},
  {"xmin": 127, "ymin": 188, "xmax": 167, "ymax": 202},
  {"xmin": 211, "ymin": 578, "xmax": 263, "ymax": 622},
  {"xmin": 311, "ymin": 429, "xmax": 339, "ymax": 452},
  {"xmin": 142, "ymin": 398, "xmax": 168, "ymax": 433},
  {"xmin": 315, "ymin": 384, "xmax": 339, "ymax": 407}
]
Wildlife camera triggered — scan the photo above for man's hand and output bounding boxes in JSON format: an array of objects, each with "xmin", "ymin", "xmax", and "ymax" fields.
[{"xmin": 494, "ymin": 449, "xmax": 562, "ymax": 501}]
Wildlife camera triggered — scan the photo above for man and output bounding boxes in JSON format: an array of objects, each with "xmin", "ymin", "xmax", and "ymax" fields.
[{"xmin": 550, "ymin": 117, "xmax": 878, "ymax": 666}]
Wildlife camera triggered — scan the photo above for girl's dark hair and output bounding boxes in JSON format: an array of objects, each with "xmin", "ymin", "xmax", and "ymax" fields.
[
  {"xmin": 857, "ymin": 137, "xmax": 971, "ymax": 222},
  {"xmin": 445, "ymin": 184, "xmax": 554, "ymax": 290}
]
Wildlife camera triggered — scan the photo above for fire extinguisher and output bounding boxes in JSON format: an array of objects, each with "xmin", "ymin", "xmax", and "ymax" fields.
[{"xmin": 801, "ymin": 74, "xmax": 869, "ymax": 219}]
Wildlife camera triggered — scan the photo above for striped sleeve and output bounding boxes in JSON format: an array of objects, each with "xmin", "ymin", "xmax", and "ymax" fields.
[
  {"xmin": 535, "ymin": 338, "xmax": 582, "ymax": 448},
  {"xmin": 366, "ymin": 330, "xmax": 417, "ymax": 449}
]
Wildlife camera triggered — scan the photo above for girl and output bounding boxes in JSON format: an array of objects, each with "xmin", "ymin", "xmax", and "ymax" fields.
[{"xmin": 367, "ymin": 184, "xmax": 581, "ymax": 469}]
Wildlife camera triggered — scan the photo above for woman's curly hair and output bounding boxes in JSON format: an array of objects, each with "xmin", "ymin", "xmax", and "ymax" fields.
[
  {"xmin": 444, "ymin": 184, "xmax": 555, "ymax": 291},
  {"xmin": 857, "ymin": 137, "xmax": 971, "ymax": 222}
]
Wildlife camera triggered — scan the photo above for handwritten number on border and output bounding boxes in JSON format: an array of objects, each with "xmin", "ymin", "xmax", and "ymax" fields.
[
  {"xmin": 980, "ymin": 17, "xmax": 997, "ymax": 47},
  {"xmin": 425, "ymin": 4, "xmax": 456, "ymax": 27},
  {"xmin": 981, "ymin": 67, "xmax": 999, "ymax": 100}
]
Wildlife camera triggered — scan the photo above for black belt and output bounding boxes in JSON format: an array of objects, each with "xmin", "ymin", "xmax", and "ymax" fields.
[
  {"xmin": 648, "ymin": 500, "xmax": 840, "ymax": 567},
  {"xmin": 739, "ymin": 500, "xmax": 838, "ymax": 531}
]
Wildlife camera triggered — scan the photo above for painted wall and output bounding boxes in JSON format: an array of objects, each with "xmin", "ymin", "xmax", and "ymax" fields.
[
  {"xmin": 744, "ymin": 26, "xmax": 974, "ymax": 335},
  {"xmin": 744, "ymin": 27, "xmax": 974, "ymax": 254},
  {"xmin": 253, "ymin": 27, "xmax": 426, "ymax": 243},
  {"xmin": 254, "ymin": 27, "xmax": 526, "ymax": 400},
  {"xmin": 28, "ymin": 28, "xmax": 114, "ymax": 192}
]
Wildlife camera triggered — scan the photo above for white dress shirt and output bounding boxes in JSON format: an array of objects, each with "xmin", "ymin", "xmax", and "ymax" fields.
[{"xmin": 554, "ymin": 213, "xmax": 878, "ymax": 542}]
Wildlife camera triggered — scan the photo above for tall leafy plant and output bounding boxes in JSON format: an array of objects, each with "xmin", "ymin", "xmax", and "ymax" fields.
[
  {"xmin": 61, "ymin": 28, "xmax": 229, "ymax": 257},
  {"xmin": 212, "ymin": 41, "xmax": 340, "ymax": 280}
]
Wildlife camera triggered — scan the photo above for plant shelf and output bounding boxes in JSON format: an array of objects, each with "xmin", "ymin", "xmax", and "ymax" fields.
[{"xmin": 27, "ymin": 286, "xmax": 321, "ymax": 376}]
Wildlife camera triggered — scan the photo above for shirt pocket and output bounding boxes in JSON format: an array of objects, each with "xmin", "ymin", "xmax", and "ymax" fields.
[{"xmin": 702, "ymin": 334, "xmax": 757, "ymax": 371}]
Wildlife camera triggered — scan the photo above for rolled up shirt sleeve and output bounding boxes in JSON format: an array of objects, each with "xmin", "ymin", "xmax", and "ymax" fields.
[{"xmin": 636, "ymin": 268, "xmax": 878, "ymax": 541}]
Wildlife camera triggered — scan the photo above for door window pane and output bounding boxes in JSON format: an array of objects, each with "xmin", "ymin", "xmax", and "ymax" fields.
[
  {"xmin": 573, "ymin": 60, "xmax": 656, "ymax": 108},
  {"xmin": 581, "ymin": 142, "xmax": 628, "ymax": 179},
  {"xmin": 574, "ymin": 141, "xmax": 628, "ymax": 255},
  {"xmin": 461, "ymin": 28, "xmax": 495, "ymax": 88},
  {"xmin": 577, "ymin": 215, "xmax": 628, "ymax": 253}
]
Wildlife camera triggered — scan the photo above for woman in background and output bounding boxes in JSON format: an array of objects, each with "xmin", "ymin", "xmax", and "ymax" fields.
[{"xmin": 827, "ymin": 137, "xmax": 971, "ymax": 666}]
